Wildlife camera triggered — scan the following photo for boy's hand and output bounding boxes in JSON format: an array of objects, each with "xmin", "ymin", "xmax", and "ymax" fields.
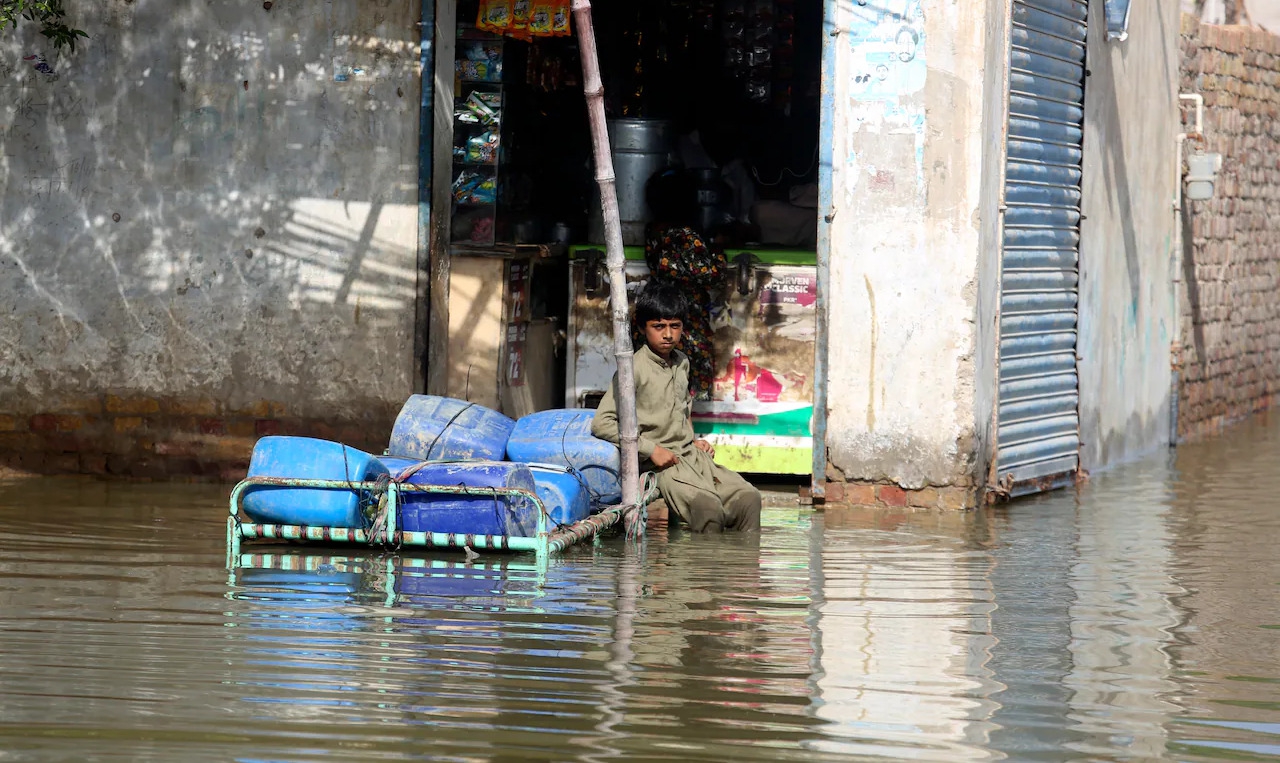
[
  {"xmin": 693, "ymin": 439, "xmax": 715, "ymax": 457},
  {"xmin": 651, "ymin": 446, "xmax": 680, "ymax": 470}
]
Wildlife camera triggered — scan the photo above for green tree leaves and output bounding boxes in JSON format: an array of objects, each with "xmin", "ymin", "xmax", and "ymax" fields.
[{"xmin": 1, "ymin": 0, "xmax": 89, "ymax": 51}]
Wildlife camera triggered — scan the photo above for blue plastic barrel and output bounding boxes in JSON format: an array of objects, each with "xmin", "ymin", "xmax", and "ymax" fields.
[
  {"xmin": 377, "ymin": 455, "xmax": 421, "ymax": 479},
  {"xmin": 233, "ymin": 567, "xmax": 363, "ymax": 639},
  {"xmin": 505, "ymin": 409, "xmax": 621, "ymax": 504},
  {"xmin": 398, "ymin": 460, "xmax": 540, "ymax": 537},
  {"xmin": 395, "ymin": 560, "xmax": 512, "ymax": 600},
  {"xmin": 387, "ymin": 395, "xmax": 515, "ymax": 462},
  {"xmin": 529, "ymin": 465, "xmax": 593, "ymax": 526},
  {"xmin": 241, "ymin": 436, "xmax": 389, "ymax": 528},
  {"xmin": 236, "ymin": 568, "xmax": 363, "ymax": 611}
]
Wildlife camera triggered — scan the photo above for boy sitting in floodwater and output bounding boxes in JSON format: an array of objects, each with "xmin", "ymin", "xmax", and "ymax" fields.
[{"xmin": 591, "ymin": 282, "xmax": 762, "ymax": 533}]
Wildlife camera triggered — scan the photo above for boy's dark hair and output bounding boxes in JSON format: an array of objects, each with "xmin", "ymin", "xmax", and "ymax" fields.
[
  {"xmin": 635, "ymin": 281, "xmax": 689, "ymax": 326},
  {"xmin": 645, "ymin": 168, "xmax": 698, "ymax": 228}
]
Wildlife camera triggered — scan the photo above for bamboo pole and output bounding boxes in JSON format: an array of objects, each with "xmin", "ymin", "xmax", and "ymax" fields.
[{"xmin": 573, "ymin": 0, "xmax": 641, "ymax": 519}]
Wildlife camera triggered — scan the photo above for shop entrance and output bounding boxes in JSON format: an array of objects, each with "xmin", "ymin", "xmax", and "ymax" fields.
[{"xmin": 437, "ymin": 0, "xmax": 826, "ymax": 477}]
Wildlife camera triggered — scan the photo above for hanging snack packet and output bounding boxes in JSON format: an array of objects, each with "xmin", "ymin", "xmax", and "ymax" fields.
[
  {"xmin": 510, "ymin": 0, "xmax": 532, "ymax": 40},
  {"xmin": 528, "ymin": 2, "xmax": 554, "ymax": 36},
  {"xmin": 476, "ymin": 0, "xmax": 497, "ymax": 32},
  {"xmin": 481, "ymin": 0, "xmax": 511, "ymax": 33},
  {"xmin": 551, "ymin": 0, "xmax": 571, "ymax": 36}
]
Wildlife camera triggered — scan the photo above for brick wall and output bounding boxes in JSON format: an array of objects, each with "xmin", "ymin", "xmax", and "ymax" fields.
[
  {"xmin": 0, "ymin": 396, "xmax": 398, "ymax": 481},
  {"xmin": 807, "ymin": 474, "xmax": 978, "ymax": 510},
  {"xmin": 1177, "ymin": 16, "xmax": 1280, "ymax": 439}
]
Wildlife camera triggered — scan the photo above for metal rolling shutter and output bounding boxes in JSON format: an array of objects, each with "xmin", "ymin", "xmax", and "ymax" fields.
[{"xmin": 995, "ymin": 0, "xmax": 1087, "ymax": 494}]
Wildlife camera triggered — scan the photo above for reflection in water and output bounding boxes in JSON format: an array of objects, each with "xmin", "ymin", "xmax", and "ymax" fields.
[
  {"xmin": 985, "ymin": 495, "xmax": 1088, "ymax": 759},
  {"xmin": 0, "ymin": 421, "xmax": 1279, "ymax": 760},
  {"xmin": 813, "ymin": 511, "xmax": 997, "ymax": 760},
  {"xmin": 1063, "ymin": 463, "xmax": 1183, "ymax": 759},
  {"xmin": 227, "ymin": 555, "xmax": 546, "ymax": 733},
  {"xmin": 1165, "ymin": 418, "xmax": 1280, "ymax": 759}
]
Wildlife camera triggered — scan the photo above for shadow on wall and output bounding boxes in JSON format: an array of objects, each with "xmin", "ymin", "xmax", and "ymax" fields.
[
  {"xmin": 0, "ymin": 0, "xmax": 424, "ymax": 476},
  {"xmin": 0, "ymin": 0, "xmax": 423, "ymax": 477}
]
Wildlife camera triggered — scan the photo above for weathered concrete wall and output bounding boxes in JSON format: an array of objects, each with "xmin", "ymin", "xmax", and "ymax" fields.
[
  {"xmin": 1076, "ymin": 0, "xmax": 1180, "ymax": 470},
  {"xmin": 0, "ymin": 1, "xmax": 421, "ymax": 478},
  {"xmin": 824, "ymin": 0, "xmax": 992, "ymax": 504},
  {"xmin": 1176, "ymin": 17, "xmax": 1280, "ymax": 439}
]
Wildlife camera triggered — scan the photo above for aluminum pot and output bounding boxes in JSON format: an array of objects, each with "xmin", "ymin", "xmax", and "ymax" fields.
[{"xmin": 587, "ymin": 119, "xmax": 675, "ymax": 246}]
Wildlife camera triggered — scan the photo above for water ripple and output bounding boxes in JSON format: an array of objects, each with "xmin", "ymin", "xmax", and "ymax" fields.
[{"xmin": 0, "ymin": 421, "xmax": 1278, "ymax": 760}]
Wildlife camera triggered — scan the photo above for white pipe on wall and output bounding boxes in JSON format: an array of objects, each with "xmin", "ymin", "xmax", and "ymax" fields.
[{"xmin": 1170, "ymin": 92, "xmax": 1207, "ymax": 445}]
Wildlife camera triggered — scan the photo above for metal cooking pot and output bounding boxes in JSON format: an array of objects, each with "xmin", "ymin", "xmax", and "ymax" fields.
[{"xmin": 587, "ymin": 119, "xmax": 675, "ymax": 246}]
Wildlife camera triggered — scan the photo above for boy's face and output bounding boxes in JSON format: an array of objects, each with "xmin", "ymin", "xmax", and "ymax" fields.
[{"xmin": 643, "ymin": 318, "xmax": 684, "ymax": 360}]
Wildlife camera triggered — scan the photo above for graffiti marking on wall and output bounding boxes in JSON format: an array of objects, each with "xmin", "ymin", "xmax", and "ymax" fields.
[
  {"xmin": 49, "ymin": 96, "xmax": 85, "ymax": 125},
  {"xmin": 25, "ymin": 156, "xmax": 95, "ymax": 204},
  {"xmin": 23, "ymin": 54, "xmax": 58, "ymax": 81},
  {"xmin": 12, "ymin": 96, "xmax": 49, "ymax": 129}
]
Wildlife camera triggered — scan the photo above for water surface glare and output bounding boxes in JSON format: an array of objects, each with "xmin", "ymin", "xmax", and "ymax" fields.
[{"xmin": 1, "ymin": 421, "xmax": 1279, "ymax": 760}]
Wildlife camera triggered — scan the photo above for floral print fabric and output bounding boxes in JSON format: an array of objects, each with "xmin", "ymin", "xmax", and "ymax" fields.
[{"xmin": 643, "ymin": 224, "xmax": 726, "ymax": 400}]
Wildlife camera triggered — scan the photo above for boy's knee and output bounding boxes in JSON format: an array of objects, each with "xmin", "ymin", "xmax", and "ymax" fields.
[
  {"xmin": 683, "ymin": 493, "xmax": 727, "ymax": 533},
  {"xmin": 727, "ymin": 488, "xmax": 762, "ymax": 531}
]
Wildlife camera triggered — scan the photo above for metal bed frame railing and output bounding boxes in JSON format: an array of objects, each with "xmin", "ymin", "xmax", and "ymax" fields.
[{"xmin": 227, "ymin": 477, "xmax": 631, "ymax": 567}]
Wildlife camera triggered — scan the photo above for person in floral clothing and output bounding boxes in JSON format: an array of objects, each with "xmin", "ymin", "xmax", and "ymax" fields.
[{"xmin": 642, "ymin": 169, "xmax": 727, "ymax": 400}]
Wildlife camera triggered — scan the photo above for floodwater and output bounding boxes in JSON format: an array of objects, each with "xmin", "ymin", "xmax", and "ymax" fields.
[{"xmin": 1, "ymin": 422, "xmax": 1279, "ymax": 761}]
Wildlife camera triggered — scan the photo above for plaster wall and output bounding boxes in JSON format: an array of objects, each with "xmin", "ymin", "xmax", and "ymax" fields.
[
  {"xmin": 824, "ymin": 0, "xmax": 992, "ymax": 489},
  {"xmin": 1076, "ymin": 0, "xmax": 1180, "ymax": 469},
  {"xmin": 0, "ymin": 0, "xmax": 422, "ymax": 474}
]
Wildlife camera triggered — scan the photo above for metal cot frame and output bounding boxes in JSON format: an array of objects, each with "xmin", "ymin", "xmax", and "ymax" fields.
[{"xmin": 227, "ymin": 477, "xmax": 630, "ymax": 568}]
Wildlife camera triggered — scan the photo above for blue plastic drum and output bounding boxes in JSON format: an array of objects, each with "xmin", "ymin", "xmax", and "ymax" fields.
[
  {"xmin": 241, "ymin": 436, "xmax": 388, "ymax": 528},
  {"xmin": 387, "ymin": 395, "xmax": 515, "ymax": 462},
  {"xmin": 529, "ymin": 465, "xmax": 593, "ymax": 526},
  {"xmin": 377, "ymin": 455, "xmax": 421, "ymax": 479},
  {"xmin": 398, "ymin": 460, "xmax": 540, "ymax": 537},
  {"xmin": 505, "ymin": 409, "xmax": 621, "ymax": 505}
]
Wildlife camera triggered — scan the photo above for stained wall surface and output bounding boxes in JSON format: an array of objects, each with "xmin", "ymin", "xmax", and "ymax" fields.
[
  {"xmin": 824, "ymin": 0, "xmax": 993, "ymax": 494},
  {"xmin": 0, "ymin": 0, "xmax": 422, "ymax": 477},
  {"xmin": 1076, "ymin": 0, "xmax": 1180, "ymax": 470}
]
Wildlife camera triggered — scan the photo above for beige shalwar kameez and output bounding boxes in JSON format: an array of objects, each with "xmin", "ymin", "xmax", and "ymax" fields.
[{"xmin": 591, "ymin": 345, "xmax": 761, "ymax": 533}]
